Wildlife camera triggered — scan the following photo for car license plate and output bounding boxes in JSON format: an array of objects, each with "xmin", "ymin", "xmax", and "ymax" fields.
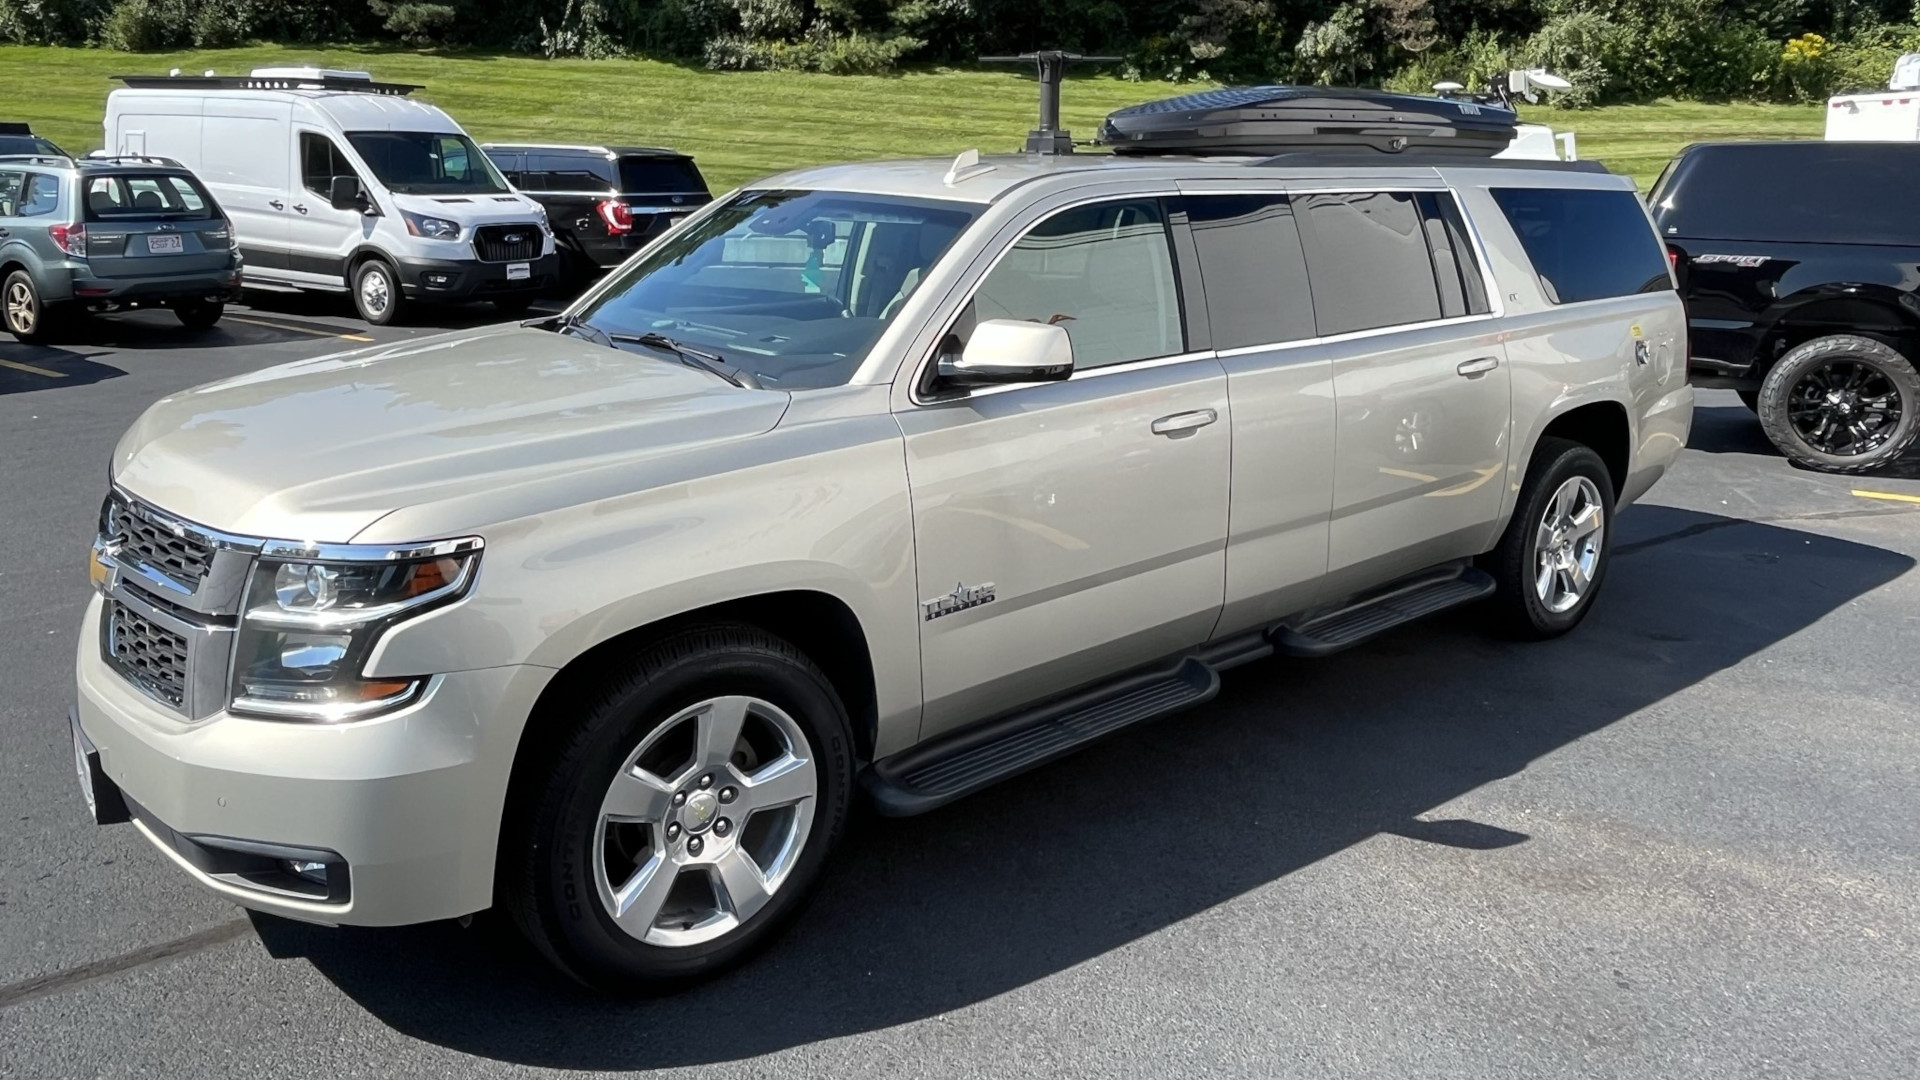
[
  {"xmin": 146, "ymin": 233, "xmax": 184, "ymax": 254},
  {"xmin": 506, "ymin": 262, "xmax": 530, "ymax": 281}
]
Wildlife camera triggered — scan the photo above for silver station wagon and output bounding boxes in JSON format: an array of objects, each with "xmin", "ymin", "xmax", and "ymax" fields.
[{"xmin": 72, "ymin": 87, "xmax": 1693, "ymax": 991}]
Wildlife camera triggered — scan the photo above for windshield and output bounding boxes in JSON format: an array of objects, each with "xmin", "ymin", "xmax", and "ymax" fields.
[
  {"xmin": 573, "ymin": 189, "xmax": 979, "ymax": 389},
  {"xmin": 345, "ymin": 131, "xmax": 507, "ymax": 195}
]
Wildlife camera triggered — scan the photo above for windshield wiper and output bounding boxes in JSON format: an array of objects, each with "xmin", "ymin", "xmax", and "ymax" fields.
[
  {"xmin": 534, "ymin": 312, "xmax": 614, "ymax": 348},
  {"xmin": 616, "ymin": 332, "xmax": 763, "ymax": 390}
]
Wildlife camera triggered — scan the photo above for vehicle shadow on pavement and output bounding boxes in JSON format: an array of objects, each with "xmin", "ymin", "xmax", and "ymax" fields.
[
  {"xmin": 252, "ymin": 504, "xmax": 1913, "ymax": 1069},
  {"xmin": 0, "ymin": 344, "xmax": 125, "ymax": 394}
]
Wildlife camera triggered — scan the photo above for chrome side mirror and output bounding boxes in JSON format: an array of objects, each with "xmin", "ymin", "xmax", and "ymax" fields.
[{"xmin": 937, "ymin": 319, "xmax": 1074, "ymax": 387}]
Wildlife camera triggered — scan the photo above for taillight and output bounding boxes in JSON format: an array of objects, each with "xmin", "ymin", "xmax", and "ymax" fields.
[
  {"xmin": 50, "ymin": 223, "xmax": 87, "ymax": 257},
  {"xmin": 596, "ymin": 199, "xmax": 633, "ymax": 235}
]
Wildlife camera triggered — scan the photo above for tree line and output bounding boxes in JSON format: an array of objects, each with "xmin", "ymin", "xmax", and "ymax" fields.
[{"xmin": 4, "ymin": 0, "xmax": 1917, "ymax": 105}]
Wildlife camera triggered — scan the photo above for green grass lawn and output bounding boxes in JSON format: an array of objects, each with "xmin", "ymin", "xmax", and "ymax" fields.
[{"xmin": 1, "ymin": 44, "xmax": 1826, "ymax": 191}]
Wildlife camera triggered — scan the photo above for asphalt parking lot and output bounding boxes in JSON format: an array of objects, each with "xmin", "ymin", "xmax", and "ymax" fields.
[{"xmin": 2, "ymin": 305, "xmax": 1917, "ymax": 1079}]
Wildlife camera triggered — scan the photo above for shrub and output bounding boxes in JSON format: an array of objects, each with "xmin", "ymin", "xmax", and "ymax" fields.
[{"xmin": 101, "ymin": 0, "xmax": 178, "ymax": 51}]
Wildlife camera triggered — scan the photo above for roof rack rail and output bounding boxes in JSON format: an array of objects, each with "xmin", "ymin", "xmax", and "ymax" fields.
[
  {"xmin": 112, "ymin": 73, "xmax": 421, "ymax": 96},
  {"xmin": 1253, "ymin": 151, "xmax": 1609, "ymax": 173},
  {"xmin": 0, "ymin": 153, "xmax": 73, "ymax": 166},
  {"xmin": 81, "ymin": 153, "xmax": 186, "ymax": 168}
]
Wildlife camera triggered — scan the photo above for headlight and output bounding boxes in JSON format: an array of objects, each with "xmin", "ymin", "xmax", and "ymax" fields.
[
  {"xmin": 229, "ymin": 538, "xmax": 482, "ymax": 722},
  {"xmin": 401, "ymin": 210, "xmax": 462, "ymax": 240}
]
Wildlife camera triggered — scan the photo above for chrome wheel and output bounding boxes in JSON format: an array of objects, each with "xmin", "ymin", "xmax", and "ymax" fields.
[
  {"xmin": 593, "ymin": 695, "xmax": 817, "ymax": 948},
  {"xmin": 1534, "ymin": 476, "xmax": 1604, "ymax": 614},
  {"xmin": 358, "ymin": 267, "xmax": 391, "ymax": 317},
  {"xmin": 5, "ymin": 279, "xmax": 36, "ymax": 334}
]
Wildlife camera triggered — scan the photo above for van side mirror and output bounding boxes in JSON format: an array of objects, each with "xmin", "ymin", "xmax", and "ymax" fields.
[
  {"xmin": 937, "ymin": 319, "xmax": 1074, "ymax": 387},
  {"xmin": 328, "ymin": 175, "xmax": 367, "ymax": 212}
]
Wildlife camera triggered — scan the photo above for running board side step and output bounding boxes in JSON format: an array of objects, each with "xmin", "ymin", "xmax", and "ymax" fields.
[
  {"xmin": 1271, "ymin": 562, "xmax": 1496, "ymax": 658},
  {"xmin": 864, "ymin": 659, "xmax": 1219, "ymax": 817}
]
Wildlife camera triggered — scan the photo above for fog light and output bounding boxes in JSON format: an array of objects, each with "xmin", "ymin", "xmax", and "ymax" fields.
[
  {"xmin": 285, "ymin": 860, "xmax": 328, "ymax": 885},
  {"xmin": 423, "ymin": 272, "xmax": 452, "ymax": 287}
]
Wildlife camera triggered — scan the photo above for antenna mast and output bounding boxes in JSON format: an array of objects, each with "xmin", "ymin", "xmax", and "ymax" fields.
[{"xmin": 979, "ymin": 50, "xmax": 1122, "ymax": 154}]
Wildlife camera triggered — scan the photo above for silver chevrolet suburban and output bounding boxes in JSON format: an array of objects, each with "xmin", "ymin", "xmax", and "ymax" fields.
[{"xmin": 72, "ymin": 88, "xmax": 1692, "ymax": 991}]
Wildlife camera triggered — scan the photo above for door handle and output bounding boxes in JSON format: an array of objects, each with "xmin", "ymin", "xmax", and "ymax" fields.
[
  {"xmin": 0, "ymin": 228, "xmax": 9, "ymax": 239},
  {"xmin": 292, "ymin": 203, "xmax": 308, "ymax": 214},
  {"xmin": 1456, "ymin": 356, "xmax": 1499, "ymax": 377},
  {"xmin": 1151, "ymin": 408, "xmax": 1218, "ymax": 437},
  {"xmin": 268, "ymin": 200, "xmax": 285, "ymax": 211}
]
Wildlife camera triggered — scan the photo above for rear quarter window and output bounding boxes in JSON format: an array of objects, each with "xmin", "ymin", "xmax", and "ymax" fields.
[
  {"xmin": 619, "ymin": 157, "xmax": 707, "ymax": 194},
  {"xmin": 1490, "ymin": 187, "xmax": 1671, "ymax": 305}
]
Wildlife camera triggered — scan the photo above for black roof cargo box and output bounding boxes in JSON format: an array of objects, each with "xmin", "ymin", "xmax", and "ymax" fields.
[{"xmin": 1098, "ymin": 86, "xmax": 1519, "ymax": 157}]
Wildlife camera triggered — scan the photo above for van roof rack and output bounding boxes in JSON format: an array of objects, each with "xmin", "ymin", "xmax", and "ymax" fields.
[
  {"xmin": 1099, "ymin": 85, "xmax": 1520, "ymax": 158},
  {"xmin": 113, "ymin": 72, "xmax": 421, "ymax": 96}
]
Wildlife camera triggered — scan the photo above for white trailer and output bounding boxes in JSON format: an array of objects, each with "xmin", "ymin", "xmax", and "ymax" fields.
[{"xmin": 1825, "ymin": 53, "xmax": 1920, "ymax": 140}]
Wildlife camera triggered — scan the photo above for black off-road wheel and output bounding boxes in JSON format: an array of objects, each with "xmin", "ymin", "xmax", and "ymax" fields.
[
  {"xmin": 1479, "ymin": 437, "xmax": 1616, "ymax": 640},
  {"xmin": 1756, "ymin": 335, "xmax": 1920, "ymax": 473},
  {"xmin": 503, "ymin": 624, "xmax": 853, "ymax": 992}
]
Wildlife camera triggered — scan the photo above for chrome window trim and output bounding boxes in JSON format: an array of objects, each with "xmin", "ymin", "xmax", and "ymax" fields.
[
  {"xmin": 1212, "ymin": 312, "xmax": 1500, "ymax": 359},
  {"xmin": 928, "ymin": 350, "xmax": 1224, "ymax": 403}
]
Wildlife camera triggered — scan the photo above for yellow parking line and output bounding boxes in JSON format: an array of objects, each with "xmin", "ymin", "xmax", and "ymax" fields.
[
  {"xmin": 225, "ymin": 314, "xmax": 373, "ymax": 342},
  {"xmin": 1851, "ymin": 489, "xmax": 1920, "ymax": 505},
  {"xmin": 0, "ymin": 358, "xmax": 65, "ymax": 377}
]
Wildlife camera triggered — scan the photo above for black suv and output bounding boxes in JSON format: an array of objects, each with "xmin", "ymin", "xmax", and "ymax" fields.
[
  {"xmin": 0, "ymin": 122, "xmax": 64, "ymax": 158},
  {"xmin": 1651, "ymin": 141, "xmax": 1920, "ymax": 472},
  {"xmin": 482, "ymin": 144, "xmax": 710, "ymax": 285}
]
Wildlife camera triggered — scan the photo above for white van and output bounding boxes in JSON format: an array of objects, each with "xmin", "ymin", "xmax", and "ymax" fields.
[{"xmin": 104, "ymin": 68, "xmax": 557, "ymax": 324}]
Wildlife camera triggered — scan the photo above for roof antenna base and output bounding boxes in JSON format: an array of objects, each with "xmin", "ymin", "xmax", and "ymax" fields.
[{"xmin": 981, "ymin": 50, "xmax": 1121, "ymax": 156}]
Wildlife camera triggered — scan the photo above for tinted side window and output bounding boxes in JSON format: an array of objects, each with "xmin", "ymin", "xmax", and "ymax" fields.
[
  {"xmin": 0, "ymin": 170, "xmax": 23, "ymax": 216},
  {"xmin": 533, "ymin": 153, "xmax": 615, "ymax": 192},
  {"xmin": 300, "ymin": 133, "xmax": 358, "ymax": 199},
  {"xmin": 1183, "ymin": 194, "xmax": 1315, "ymax": 350},
  {"xmin": 1491, "ymin": 187, "xmax": 1672, "ymax": 304},
  {"xmin": 619, "ymin": 157, "xmax": 707, "ymax": 194},
  {"xmin": 971, "ymin": 199, "xmax": 1183, "ymax": 370},
  {"xmin": 1416, "ymin": 192, "xmax": 1490, "ymax": 319},
  {"xmin": 1297, "ymin": 192, "xmax": 1442, "ymax": 335},
  {"xmin": 17, "ymin": 173, "xmax": 60, "ymax": 217}
]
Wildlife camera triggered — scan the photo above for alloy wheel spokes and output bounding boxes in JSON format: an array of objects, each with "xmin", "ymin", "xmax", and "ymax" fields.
[
  {"xmin": 593, "ymin": 694, "xmax": 817, "ymax": 946},
  {"xmin": 1534, "ymin": 475, "xmax": 1604, "ymax": 614},
  {"xmin": 1789, "ymin": 360, "xmax": 1902, "ymax": 456}
]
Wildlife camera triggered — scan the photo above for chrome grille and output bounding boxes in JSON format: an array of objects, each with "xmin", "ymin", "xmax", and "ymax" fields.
[
  {"xmin": 111, "ymin": 498, "xmax": 213, "ymax": 588},
  {"xmin": 473, "ymin": 223, "xmax": 540, "ymax": 263},
  {"xmin": 106, "ymin": 601, "xmax": 189, "ymax": 707}
]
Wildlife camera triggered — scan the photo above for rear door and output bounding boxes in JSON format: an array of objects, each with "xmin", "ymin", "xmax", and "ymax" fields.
[
  {"xmin": 78, "ymin": 173, "xmax": 230, "ymax": 279},
  {"xmin": 1294, "ymin": 188, "xmax": 1512, "ymax": 587}
]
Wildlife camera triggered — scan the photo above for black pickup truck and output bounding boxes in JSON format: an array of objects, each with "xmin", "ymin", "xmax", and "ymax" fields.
[{"xmin": 1650, "ymin": 141, "xmax": 1920, "ymax": 473}]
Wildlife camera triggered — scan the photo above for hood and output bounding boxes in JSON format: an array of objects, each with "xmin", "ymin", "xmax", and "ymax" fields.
[
  {"xmin": 392, "ymin": 190, "xmax": 546, "ymax": 225},
  {"xmin": 112, "ymin": 325, "xmax": 791, "ymax": 541}
]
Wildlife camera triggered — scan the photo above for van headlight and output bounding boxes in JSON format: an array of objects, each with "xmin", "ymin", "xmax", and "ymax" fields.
[
  {"xmin": 401, "ymin": 210, "xmax": 462, "ymax": 241},
  {"xmin": 229, "ymin": 538, "xmax": 482, "ymax": 722}
]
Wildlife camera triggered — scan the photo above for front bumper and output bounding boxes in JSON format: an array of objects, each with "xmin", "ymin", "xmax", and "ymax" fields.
[
  {"xmin": 73, "ymin": 596, "xmax": 552, "ymax": 926},
  {"xmin": 396, "ymin": 253, "xmax": 558, "ymax": 303}
]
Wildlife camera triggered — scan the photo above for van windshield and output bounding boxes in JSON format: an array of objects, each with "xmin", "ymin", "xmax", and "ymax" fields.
[
  {"xmin": 572, "ymin": 188, "xmax": 979, "ymax": 389},
  {"xmin": 345, "ymin": 131, "xmax": 508, "ymax": 195}
]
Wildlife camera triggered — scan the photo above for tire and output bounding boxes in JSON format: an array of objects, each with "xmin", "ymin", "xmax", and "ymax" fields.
[
  {"xmin": 3, "ymin": 270, "xmax": 57, "ymax": 343},
  {"xmin": 1479, "ymin": 437, "xmax": 1616, "ymax": 640},
  {"xmin": 1736, "ymin": 390, "xmax": 1760, "ymax": 412},
  {"xmin": 504, "ymin": 623, "xmax": 853, "ymax": 992},
  {"xmin": 1756, "ymin": 334, "xmax": 1920, "ymax": 473},
  {"xmin": 491, "ymin": 294, "xmax": 535, "ymax": 317},
  {"xmin": 173, "ymin": 300, "xmax": 223, "ymax": 330},
  {"xmin": 351, "ymin": 259, "xmax": 404, "ymax": 326}
]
